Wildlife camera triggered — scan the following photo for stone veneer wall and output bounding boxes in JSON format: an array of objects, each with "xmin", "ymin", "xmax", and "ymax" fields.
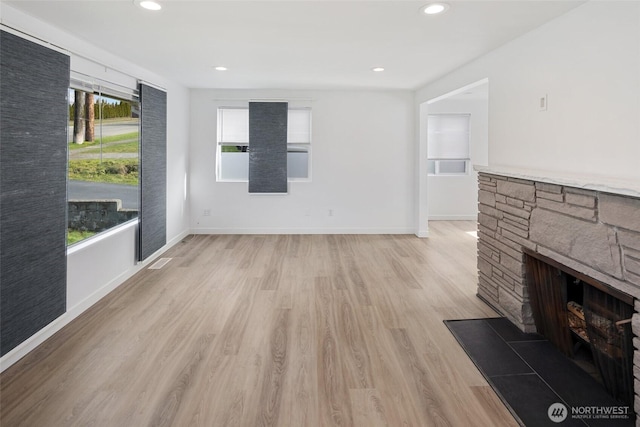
[{"xmin": 476, "ymin": 172, "xmax": 640, "ymax": 418}]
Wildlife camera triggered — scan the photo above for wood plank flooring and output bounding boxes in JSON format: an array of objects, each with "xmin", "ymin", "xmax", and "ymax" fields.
[{"xmin": 0, "ymin": 221, "xmax": 518, "ymax": 426}]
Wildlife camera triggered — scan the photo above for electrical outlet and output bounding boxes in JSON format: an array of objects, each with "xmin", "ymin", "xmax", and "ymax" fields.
[
  {"xmin": 539, "ymin": 94, "xmax": 548, "ymax": 111},
  {"xmin": 328, "ymin": 209, "xmax": 334, "ymax": 217},
  {"xmin": 203, "ymin": 209, "xmax": 211, "ymax": 216}
]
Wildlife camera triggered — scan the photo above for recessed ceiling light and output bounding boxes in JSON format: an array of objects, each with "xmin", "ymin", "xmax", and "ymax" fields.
[
  {"xmin": 137, "ymin": 1, "xmax": 162, "ymax": 11},
  {"xmin": 214, "ymin": 66, "xmax": 228, "ymax": 71},
  {"xmin": 372, "ymin": 67, "xmax": 385, "ymax": 72},
  {"xmin": 422, "ymin": 3, "xmax": 449, "ymax": 15}
]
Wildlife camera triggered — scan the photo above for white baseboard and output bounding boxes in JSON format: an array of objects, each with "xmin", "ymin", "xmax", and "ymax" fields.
[
  {"xmin": 137, "ymin": 230, "xmax": 191, "ymax": 267},
  {"xmin": 0, "ymin": 312, "xmax": 72, "ymax": 372},
  {"xmin": 0, "ymin": 229, "xmax": 190, "ymax": 373},
  {"xmin": 428, "ymin": 215, "xmax": 477, "ymax": 221},
  {"xmin": 191, "ymin": 227, "xmax": 415, "ymax": 235}
]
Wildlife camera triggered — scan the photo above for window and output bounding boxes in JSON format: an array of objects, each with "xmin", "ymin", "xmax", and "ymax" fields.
[
  {"xmin": 67, "ymin": 78, "xmax": 140, "ymax": 245},
  {"xmin": 217, "ymin": 106, "xmax": 311, "ymax": 181},
  {"xmin": 427, "ymin": 113, "xmax": 470, "ymax": 176}
]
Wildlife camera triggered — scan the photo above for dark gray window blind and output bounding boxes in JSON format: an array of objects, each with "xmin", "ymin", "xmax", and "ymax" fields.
[
  {"xmin": 0, "ymin": 30, "xmax": 70, "ymax": 356},
  {"xmin": 248, "ymin": 102, "xmax": 288, "ymax": 194},
  {"xmin": 138, "ymin": 83, "xmax": 167, "ymax": 261}
]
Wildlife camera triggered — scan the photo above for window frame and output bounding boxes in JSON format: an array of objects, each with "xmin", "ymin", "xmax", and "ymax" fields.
[
  {"xmin": 216, "ymin": 105, "xmax": 312, "ymax": 183},
  {"xmin": 67, "ymin": 74, "xmax": 141, "ymax": 247},
  {"xmin": 427, "ymin": 113, "xmax": 471, "ymax": 177}
]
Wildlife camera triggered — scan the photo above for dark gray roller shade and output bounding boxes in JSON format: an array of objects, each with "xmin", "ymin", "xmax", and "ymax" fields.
[
  {"xmin": 0, "ymin": 30, "xmax": 69, "ymax": 356},
  {"xmin": 248, "ymin": 102, "xmax": 288, "ymax": 194},
  {"xmin": 138, "ymin": 83, "xmax": 167, "ymax": 261}
]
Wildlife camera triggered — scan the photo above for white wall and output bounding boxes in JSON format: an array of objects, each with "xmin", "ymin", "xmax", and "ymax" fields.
[
  {"xmin": 416, "ymin": 1, "xmax": 640, "ymax": 181},
  {"xmin": 426, "ymin": 96, "xmax": 489, "ymax": 220},
  {"xmin": 190, "ymin": 89, "xmax": 415, "ymax": 233},
  {"xmin": 0, "ymin": 5, "xmax": 190, "ymax": 370}
]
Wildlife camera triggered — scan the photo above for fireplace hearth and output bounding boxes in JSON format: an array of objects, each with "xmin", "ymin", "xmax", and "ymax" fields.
[{"xmin": 475, "ymin": 166, "xmax": 640, "ymax": 422}]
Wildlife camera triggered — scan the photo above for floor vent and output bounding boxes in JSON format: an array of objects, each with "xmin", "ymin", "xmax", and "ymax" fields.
[{"xmin": 149, "ymin": 257, "xmax": 172, "ymax": 270}]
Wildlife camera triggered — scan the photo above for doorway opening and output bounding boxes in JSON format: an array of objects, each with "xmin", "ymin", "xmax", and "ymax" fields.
[{"xmin": 418, "ymin": 78, "xmax": 489, "ymax": 236}]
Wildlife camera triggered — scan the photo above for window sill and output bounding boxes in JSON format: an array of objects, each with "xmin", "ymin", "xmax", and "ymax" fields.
[
  {"xmin": 67, "ymin": 218, "xmax": 138, "ymax": 255},
  {"xmin": 216, "ymin": 179, "xmax": 312, "ymax": 183}
]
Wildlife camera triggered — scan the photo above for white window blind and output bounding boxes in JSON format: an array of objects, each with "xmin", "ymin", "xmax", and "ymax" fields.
[
  {"xmin": 219, "ymin": 108, "xmax": 249, "ymax": 143},
  {"xmin": 427, "ymin": 114, "xmax": 470, "ymax": 160},
  {"xmin": 218, "ymin": 107, "xmax": 311, "ymax": 144},
  {"xmin": 287, "ymin": 108, "xmax": 312, "ymax": 143},
  {"xmin": 70, "ymin": 71, "xmax": 138, "ymax": 102}
]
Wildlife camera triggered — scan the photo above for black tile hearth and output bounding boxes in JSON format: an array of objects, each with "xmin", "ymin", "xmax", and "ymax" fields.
[
  {"xmin": 490, "ymin": 373, "xmax": 585, "ymax": 427},
  {"xmin": 484, "ymin": 317, "xmax": 545, "ymax": 343},
  {"xmin": 510, "ymin": 340, "xmax": 628, "ymax": 427},
  {"xmin": 445, "ymin": 318, "xmax": 634, "ymax": 427},
  {"xmin": 446, "ymin": 318, "xmax": 533, "ymax": 377}
]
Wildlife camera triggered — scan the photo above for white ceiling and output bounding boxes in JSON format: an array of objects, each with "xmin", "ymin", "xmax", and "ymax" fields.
[{"xmin": 5, "ymin": 0, "xmax": 584, "ymax": 90}]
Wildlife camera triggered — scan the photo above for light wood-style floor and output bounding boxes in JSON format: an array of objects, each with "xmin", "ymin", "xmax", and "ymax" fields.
[{"xmin": 1, "ymin": 221, "xmax": 517, "ymax": 426}]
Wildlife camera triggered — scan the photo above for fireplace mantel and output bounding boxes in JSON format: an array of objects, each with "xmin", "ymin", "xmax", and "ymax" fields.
[{"xmin": 475, "ymin": 165, "xmax": 640, "ymax": 199}]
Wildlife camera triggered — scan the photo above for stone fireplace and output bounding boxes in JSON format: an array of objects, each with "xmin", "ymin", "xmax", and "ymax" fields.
[{"xmin": 475, "ymin": 166, "xmax": 640, "ymax": 420}]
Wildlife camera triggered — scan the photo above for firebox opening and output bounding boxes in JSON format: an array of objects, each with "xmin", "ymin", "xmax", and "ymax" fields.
[
  {"xmin": 566, "ymin": 276, "xmax": 603, "ymax": 385},
  {"xmin": 525, "ymin": 249, "xmax": 635, "ymax": 406}
]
